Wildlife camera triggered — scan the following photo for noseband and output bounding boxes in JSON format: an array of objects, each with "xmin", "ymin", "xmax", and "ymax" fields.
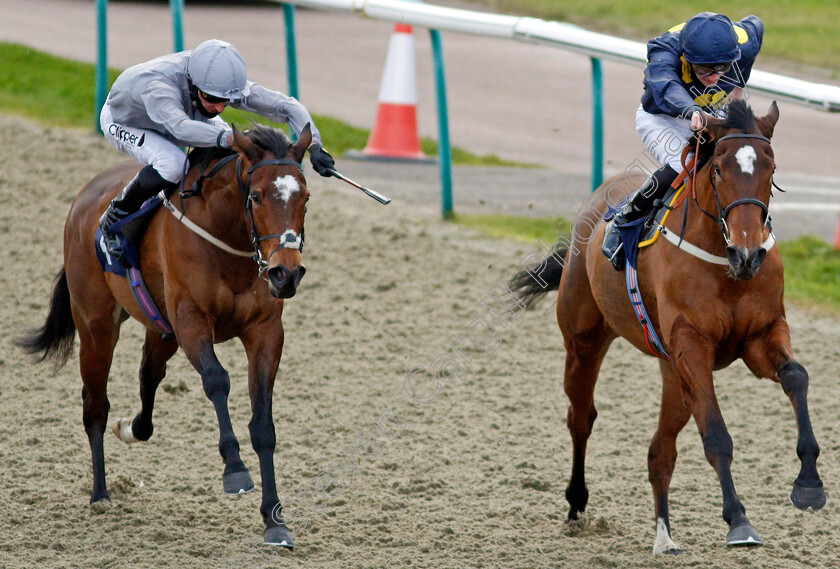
[{"xmin": 695, "ymin": 133, "xmax": 772, "ymax": 245}]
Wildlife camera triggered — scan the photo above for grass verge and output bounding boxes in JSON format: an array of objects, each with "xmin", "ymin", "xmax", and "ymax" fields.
[
  {"xmin": 465, "ymin": 0, "xmax": 840, "ymax": 76},
  {"xmin": 0, "ymin": 41, "xmax": 530, "ymax": 167},
  {"xmin": 454, "ymin": 214, "xmax": 840, "ymax": 313}
]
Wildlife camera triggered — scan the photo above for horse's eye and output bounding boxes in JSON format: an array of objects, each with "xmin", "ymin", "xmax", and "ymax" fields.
[{"xmin": 249, "ymin": 192, "xmax": 262, "ymax": 205}]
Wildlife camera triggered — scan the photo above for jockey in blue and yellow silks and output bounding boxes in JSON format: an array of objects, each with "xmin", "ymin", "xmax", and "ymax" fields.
[{"xmin": 602, "ymin": 13, "xmax": 764, "ymax": 269}]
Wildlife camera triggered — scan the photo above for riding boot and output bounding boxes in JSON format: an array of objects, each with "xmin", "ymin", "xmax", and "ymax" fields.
[
  {"xmin": 601, "ymin": 165, "xmax": 678, "ymax": 270},
  {"xmin": 98, "ymin": 164, "xmax": 174, "ymax": 266}
]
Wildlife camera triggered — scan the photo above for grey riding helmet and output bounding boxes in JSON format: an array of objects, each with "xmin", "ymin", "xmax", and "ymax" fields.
[{"xmin": 186, "ymin": 39, "xmax": 250, "ymax": 100}]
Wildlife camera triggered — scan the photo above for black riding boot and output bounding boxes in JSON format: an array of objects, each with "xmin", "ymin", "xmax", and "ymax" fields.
[
  {"xmin": 601, "ymin": 165, "xmax": 678, "ymax": 270},
  {"xmin": 98, "ymin": 165, "xmax": 174, "ymax": 266}
]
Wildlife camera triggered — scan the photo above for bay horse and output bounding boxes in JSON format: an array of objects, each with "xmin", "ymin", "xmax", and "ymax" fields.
[
  {"xmin": 511, "ymin": 100, "xmax": 826, "ymax": 553},
  {"xmin": 17, "ymin": 123, "xmax": 313, "ymax": 547}
]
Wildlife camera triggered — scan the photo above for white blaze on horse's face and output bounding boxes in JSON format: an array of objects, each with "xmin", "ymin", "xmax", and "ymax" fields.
[
  {"xmin": 735, "ymin": 145, "xmax": 757, "ymax": 175},
  {"xmin": 273, "ymin": 175, "xmax": 300, "ymax": 203}
]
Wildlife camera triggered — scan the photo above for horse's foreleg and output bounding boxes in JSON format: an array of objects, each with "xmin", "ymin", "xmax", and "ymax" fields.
[
  {"xmin": 179, "ymin": 331, "xmax": 253, "ymax": 495},
  {"xmin": 742, "ymin": 322, "xmax": 826, "ymax": 511},
  {"xmin": 114, "ymin": 330, "xmax": 179, "ymax": 443},
  {"xmin": 648, "ymin": 361, "xmax": 691, "ymax": 555},
  {"xmin": 241, "ymin": 325, "xmax": 293, "ymax": 548},
  {"xmin": 671, "ymin": 322, "xmax": 762, "ymax": 547},
  {"xmin": 562, "ymin": 327, "xmax": 610, "ymax": 521}
]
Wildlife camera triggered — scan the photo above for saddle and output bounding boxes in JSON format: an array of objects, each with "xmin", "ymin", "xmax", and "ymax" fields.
[
  {"xmin": 612, "ymin": 183, "xmax": 687, "ymax": 362},
  {"xmin": 94, "ymin": 196, "xmax": 174, "ymax": 338}
]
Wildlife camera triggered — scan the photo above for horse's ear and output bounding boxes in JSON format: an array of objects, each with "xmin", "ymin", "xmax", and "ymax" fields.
[
  {"xmin": 231, "ymin": 125, "xmax": 260, "ymax": 164},
  {"xmin": 290, "ymin": 123, "xmax": 312, "ymax": 164},
  {"xmin": 757, "ymin": 101, "xmax": 780, "ymax": 139},
  {"xmin": 699, "ymin": 113, "xmax": 727, "ymax": 145}
]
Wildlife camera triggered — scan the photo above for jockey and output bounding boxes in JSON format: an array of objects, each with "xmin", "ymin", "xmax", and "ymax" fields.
[
  {"xmin": 98, "ymin": 39, "xmax": 335, "ymax": 263},
  {"xmin": 602, "ymin": 13, "xmax": 764, "ymax": 269}
]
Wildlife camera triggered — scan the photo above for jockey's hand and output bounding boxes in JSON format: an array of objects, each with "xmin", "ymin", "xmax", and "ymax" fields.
[
  {"xmin": 309, "ymin": 145, "xmax": 335, "ymax": 177},
  {"xmin": 690, "ymin": 111, "xmax": 705, "ymax": 131}
]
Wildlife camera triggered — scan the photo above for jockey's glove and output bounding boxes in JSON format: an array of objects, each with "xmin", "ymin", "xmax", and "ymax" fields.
[{"xmin": 309, "ymin": 145, "xmax": 335, "ymax": 177}]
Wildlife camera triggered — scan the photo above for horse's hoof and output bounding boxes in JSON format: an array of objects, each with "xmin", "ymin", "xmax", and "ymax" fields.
[
  {"xmin": 264, "ymin": 524, "xmax": 295, "ymax": 549},
  {"xmin": 656, "ymin": 546, "xmax": 683, "ymax": 555},
  {"xmin": 112, "ymin": 418, "xmax": 138, "ymax": 443},
  {"xmin": 790, "ymin": 482, "xmax": 827, "ymax": 511},
  {"xmin": 89, "ymin": 497, "xmax": 111, "ymax": 514},
  {"xmin": 726, "ymin": 523, "xmax": 763, "ymax": 547},
  {"xmin": 223, "ymin": 470, "xmax": 255, "ymax": 495}
]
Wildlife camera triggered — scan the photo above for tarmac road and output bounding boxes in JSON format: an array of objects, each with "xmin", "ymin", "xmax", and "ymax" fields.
[{"xmin": 2, "ymin": 0, "xmax": 839, "ymax": 241}]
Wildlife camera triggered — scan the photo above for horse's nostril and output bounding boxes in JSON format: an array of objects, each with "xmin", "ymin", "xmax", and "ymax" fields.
[
  {"xmin": 747, "ymin": 248, "xmax": 766, "ymax": 270},
  {"xmin": 268, "ymin": 265, "xmax": 290, "ymax": 285},
  {"xmin": 725, "ymin": 246, "xmax": 746, "ymax": 268}
]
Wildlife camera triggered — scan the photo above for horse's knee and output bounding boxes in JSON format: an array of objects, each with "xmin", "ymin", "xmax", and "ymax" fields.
[
  {"xmin": 201, "ymin": 368, "xmax": 230, "ymax": 400},
  {"xmin": 249, "ymin": 417, "xmax": 277, "ymax": 453},
  {"xmin": 779, "ymin": 361, "xmax": 808, "ymax": 395},
  {"xmin": 701, "ymin": 420, "xmax": 733, "ymax": 464},
  {"xmin": 565, "ymin": 403, "xmax": 597, "ymax": 435}
]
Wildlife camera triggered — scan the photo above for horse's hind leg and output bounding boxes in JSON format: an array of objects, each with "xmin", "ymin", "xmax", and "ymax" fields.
[
  {"xmin": 76, "ymin": 313, "xmax": 120, "ymax": 504},
  {"xmin": 113, "ymin": 330, "xmax": 179, "ymax": 443},
  {"xmin": 742, "ymin": 319, "xmax": 826, "ymax": 511},
  {"xmin": 648, "ymin": 361, "xmax": 691, "ymax": 554},
  {"xmin": 562, "ymin": 324, "xmax": 612, "ymax": 521}
]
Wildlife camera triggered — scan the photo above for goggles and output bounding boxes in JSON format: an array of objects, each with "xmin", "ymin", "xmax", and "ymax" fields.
[
  {"xmin": 198, "ymin": 90, "xmax": 230, "ymax": 104},
  {"xmin": 692, "ymin": 62, "xmax": 733, "ymax": 77}
]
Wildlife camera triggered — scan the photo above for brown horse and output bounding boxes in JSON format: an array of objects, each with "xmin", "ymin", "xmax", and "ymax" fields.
[
  {"xmin": 17, "ymin": 123, "xmax": 313, "ymax": 547},
  {"xmin": 511, "ymin": 100, "xmax": 825, "ymax": 553}
]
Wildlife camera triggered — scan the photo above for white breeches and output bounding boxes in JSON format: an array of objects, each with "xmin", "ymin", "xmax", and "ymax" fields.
[
  {"xmin": 100, "ymin": 102, "xmax": 187, "ymax": 183},
  {"xmin": 635, "ymin": 106, "xmax": 695, "ymax": 173}
]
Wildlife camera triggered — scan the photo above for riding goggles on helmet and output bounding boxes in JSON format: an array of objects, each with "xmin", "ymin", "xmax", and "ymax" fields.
[
  {"xmin": 199, "ymin": 90, "xmax": 230, "ymax": 104},
  {"xmin": 693, "ymin": 61, "xmax": 733, "ymax": 77}
]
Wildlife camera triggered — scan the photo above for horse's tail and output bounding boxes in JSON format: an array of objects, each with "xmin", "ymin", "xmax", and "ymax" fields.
[
  {"xmin": 509, "ymin": 247, "xmax": 568, "ymax": 309},
  {"xmin": 15, "ymin": 267, "xmax": 77, "ymax": 367}
]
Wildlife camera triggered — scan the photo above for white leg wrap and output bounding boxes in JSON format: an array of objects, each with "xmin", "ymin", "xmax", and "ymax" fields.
[
  {"xmin": 653, "ymin": 517, "xmax": 680, "ymax": 554},
  {"xmin": 113, "ymin": 418, "xmax": 139, "ymax": 443}
]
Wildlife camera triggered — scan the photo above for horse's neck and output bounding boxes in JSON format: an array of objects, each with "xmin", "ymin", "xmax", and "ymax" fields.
[
  {"xmin": 187, "ymin": 168, "xmax": 251, "ymax": 249},
  {"xmin": 671, "ymin": 164, "xmax": 724, "ymax": 251}
]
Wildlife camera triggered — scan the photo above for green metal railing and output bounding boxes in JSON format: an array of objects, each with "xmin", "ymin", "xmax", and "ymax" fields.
[{"xmin": 94, "ymin": 0, "xmax": 605, "ymax": 214}]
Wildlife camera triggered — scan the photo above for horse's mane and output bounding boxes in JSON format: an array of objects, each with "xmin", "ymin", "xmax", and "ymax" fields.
[
  {"xmin": 695, "ymin": 99, "xmax": 757, "ymax": 162},
  {"xmin": 720, "ymin": 99, "xmax": 756, "ymax": 133},
  {"xmin": 187, "ymin": 124, "xmax": 293, "ymax": 166}
]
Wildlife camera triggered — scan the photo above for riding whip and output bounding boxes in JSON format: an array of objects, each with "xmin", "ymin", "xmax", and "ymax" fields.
[{"xmin": 326, "ymin": 169, "xmax": 391, "ymax": 205}]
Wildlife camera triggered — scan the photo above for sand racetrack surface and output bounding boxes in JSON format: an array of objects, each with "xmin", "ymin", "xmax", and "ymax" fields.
[{"xmin": 1, "ymin": 113, "xmax": 840, "ymax": 568}]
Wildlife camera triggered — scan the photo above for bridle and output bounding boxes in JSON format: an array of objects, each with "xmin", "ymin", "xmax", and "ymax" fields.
[
  {"xmin": 684, "ymin": 133, "xmax": 773, "ymax": 246},
  {"xmin": 234, "ymin": 157, "xmax": 305, "ymax": 279},
  {"xmin": 173, "ymin": 150, "xmax": 305, "ymax": 281}
]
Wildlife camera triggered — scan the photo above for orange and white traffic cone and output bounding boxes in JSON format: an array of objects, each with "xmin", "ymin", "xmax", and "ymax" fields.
[
  {"xmin": 834, "ymin": 214, "xmax": 840, "ymax": 250},
  {"xmin": 352, "ymin": 24, "xmax": 432, "ymax": 162}
]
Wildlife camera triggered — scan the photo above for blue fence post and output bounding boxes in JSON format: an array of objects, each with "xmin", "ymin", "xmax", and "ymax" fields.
[
  {"xmin": 170, "ymin": 0, "xmax": 185, "ymax": 52},
  {"xmin": 282, "ymin": 3, "xmax": 300, "ymax": 101},
  {"xmin": 590, "ymin": 57, "xmax": 604, "ymax": 191},
  {"xmin": 430, "ymin": 30, "xmax": 453, "ymax": 219},
  {"xmin": 95, "ymin": 0, "xmax": 108, "ymax": 134}
]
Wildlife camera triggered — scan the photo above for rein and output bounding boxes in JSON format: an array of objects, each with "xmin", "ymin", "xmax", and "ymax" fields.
[{"xmin": 165, "ymin": 152, "xmax": 304, "ymax": 281}]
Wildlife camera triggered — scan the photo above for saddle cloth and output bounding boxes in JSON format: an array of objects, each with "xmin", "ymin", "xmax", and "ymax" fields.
[{"xmin": 94, "ymin": 197, "xmax": 174, "ymax": 337}]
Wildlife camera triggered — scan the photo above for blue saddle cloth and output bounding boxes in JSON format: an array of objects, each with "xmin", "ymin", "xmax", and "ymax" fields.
[
  {"xmin": 94, "ymin": 196, "xmax": 163, "ymax": 276},
  {"xmin": 94, "ymin": 196, "xmax": 174, "ymax": 338}
]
